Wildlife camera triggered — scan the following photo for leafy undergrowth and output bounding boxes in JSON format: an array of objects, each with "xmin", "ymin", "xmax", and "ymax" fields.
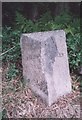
[
  {"xmin": 2, "ymin": 64, "xmax": 80, "ymax": 118},
  {"xmin": 2, "ymin": 11, "xmax": 81, "ymax": 72},
  {"xmin": 2, "ymin": 10, "xmax": 81, "ymax": 119}
]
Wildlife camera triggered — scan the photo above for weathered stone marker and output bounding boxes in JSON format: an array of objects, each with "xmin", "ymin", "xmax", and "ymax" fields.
[{"xmin": 20, "ymin": 30, "xmax": 72, "ymax": 106}]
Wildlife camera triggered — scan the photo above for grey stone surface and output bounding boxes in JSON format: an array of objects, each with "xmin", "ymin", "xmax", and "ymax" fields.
[{"xmin": 20, "ymin": 30, "xmax": 72, "ymax": 106}]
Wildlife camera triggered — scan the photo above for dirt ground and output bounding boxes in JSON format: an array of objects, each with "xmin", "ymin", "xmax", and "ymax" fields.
[{"xmin": 2, "ymin": 64, "xmax": 81, "ymax": 118}]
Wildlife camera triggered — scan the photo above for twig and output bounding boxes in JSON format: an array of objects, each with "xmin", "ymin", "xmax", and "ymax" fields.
[
  {"xmin": 0, "ymin": 46, "xmax": 15, "ymax": 57},
  {"xmin": 0, "ymin": 43, "xmax": 20, "ymax": 57}
]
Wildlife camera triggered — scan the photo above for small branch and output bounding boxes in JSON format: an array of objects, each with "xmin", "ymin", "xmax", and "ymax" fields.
[{"xmin": 0, "ymin": 46, "xmax": 16, "ymax": 57}]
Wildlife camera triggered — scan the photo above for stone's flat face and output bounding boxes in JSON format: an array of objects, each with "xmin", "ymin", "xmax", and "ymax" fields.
[
  {"xmin": 21, "ymin": 35, "xmax": 48, "ymax": 98},
  {"xmin": 20, "ymin": 30, "xmax": 72, "ymax": 106}
]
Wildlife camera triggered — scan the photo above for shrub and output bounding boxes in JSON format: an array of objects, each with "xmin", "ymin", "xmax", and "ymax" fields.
[
  {"xmin": 6, "ymin": 63, "xmax": 19, "ymax": 80},
  {"xmin": 2, "ymin": 11, "xmax": 81, "ymax": 80},
  {"xmin": 2, "ymin": 27, "xmax": 21, "ymax": 63}
]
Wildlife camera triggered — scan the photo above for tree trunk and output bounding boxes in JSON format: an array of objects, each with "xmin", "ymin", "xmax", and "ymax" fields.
[{"xmin": 55, "ymin": 3, "xmax": 70, "ymax": 16}]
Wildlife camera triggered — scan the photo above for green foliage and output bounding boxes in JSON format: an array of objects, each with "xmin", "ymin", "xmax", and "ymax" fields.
[
  {"xmin": 6, "ymin": 63, "xmax": 19, "ymax": 80},
  {"xmin": 2, "ymin": 109, "xmax": 8, "ymax": 118},
  {"xmin": 15, "ymin": 12, "xmax": 37, "ymax": 32},
  {"xmin": 2, "ymin": 11, "xmax": 81, "ymax": 79},
  {"xmin": 55, "ymin": 12, "xmax": 72, "ymax": 25},
  {"xmin": 0, "ymin": 111, "xmax": 2, "ymax": 119},
  {"xmin": 67, "ymin": 33, "xmax": 81, "ymax": 70},
  {"xmin": 2, "ymin": 27, "xmax": 21, "ymax": 62}
]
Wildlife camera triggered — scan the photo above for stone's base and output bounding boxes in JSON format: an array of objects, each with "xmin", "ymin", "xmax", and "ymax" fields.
[{"xmin": 20, "ymin": 30, "xmax": 72, "ymax": 106}]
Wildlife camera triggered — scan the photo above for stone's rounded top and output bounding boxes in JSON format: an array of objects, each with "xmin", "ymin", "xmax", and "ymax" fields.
[{"xmin": 21, "ymin": 30, "xmax": 65, "ymax": 42}]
